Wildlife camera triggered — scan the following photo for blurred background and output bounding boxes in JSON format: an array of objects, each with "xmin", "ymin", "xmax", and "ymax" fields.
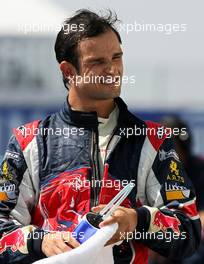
[
  {"xmin": 0, "ymin": 0, "xmax": 204, "ymax": 157},
  {"xmin": 0, "ymin": 1, "xmax": 204, "ymax": 263}
]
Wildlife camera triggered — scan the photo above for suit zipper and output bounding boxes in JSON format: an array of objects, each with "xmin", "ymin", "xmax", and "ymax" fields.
[
  {"xmin": 90, "ymin": 126, "xmax": 120, "ymax": 208},
  {"xmin": 103, "ymin": 126, "xmax": 118, "ymax": 164},
  {"xmin": 90, "ymin": 130, "xmax": 100, "ymax": 208}
]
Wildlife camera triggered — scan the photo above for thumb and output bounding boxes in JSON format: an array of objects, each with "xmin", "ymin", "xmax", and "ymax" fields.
[{"xmin": 91, "ymin": 204, "xmax": 106, "ymax": 213}]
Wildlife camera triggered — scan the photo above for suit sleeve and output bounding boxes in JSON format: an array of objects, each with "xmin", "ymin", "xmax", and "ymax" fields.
[
  {"xmin": 136, "ymin": 137, "xmax": 201, "ymax": 261},
  {"xmin": 0, "ymin": 134, "xmax": 46, "ymax": 264}
]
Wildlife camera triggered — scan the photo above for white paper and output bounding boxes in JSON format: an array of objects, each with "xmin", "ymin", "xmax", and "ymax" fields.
[{"xmin": 33, "ymin": 223, "xmax": 118, "ymax": 264}]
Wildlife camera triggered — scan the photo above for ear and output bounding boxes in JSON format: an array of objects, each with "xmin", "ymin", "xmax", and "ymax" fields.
[{"xmin": 60, "ymin": 61, "xmax": 77, "ymax": 80}]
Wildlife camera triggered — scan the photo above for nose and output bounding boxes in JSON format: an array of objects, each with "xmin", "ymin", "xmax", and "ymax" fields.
[{"xmin": 104, "ymin": 61, "xmax": 116, "ymax": 75}]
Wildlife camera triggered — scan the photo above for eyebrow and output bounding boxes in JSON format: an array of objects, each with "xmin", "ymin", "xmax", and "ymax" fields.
[
  {"xmin": 113, "ymin": 52, "xmax": 123, "ymax": 57},
  {"xmin": 86, "ymin": 52, "xmax": 123, "ymax": 63}
]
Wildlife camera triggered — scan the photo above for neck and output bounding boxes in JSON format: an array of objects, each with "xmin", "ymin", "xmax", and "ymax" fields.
[{"xmin": 68, "ymin": 91, "xmax": 115, "ymax": 118}]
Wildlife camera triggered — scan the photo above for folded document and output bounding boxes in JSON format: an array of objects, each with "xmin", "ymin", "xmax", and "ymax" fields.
[{"xmin": 33, "ymin": 223, "xmax": 118, "ymax": 264}]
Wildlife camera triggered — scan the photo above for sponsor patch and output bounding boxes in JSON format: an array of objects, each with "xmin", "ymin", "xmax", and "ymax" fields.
[
  {"xmin": 159, "ymin": 149, "xmax": 180, "ymax": 162},
  {"xmin": 165, "ymin": 183, "xmax": 190, "ymax": 201},
  {"xmin": 167, "ymin": 174, "xmax": 185, "ymax": 183},
  {"xmin": 166, "ymin": 161, "xmax": 184, "ymax": 183},
  {"xmin": 152, "ymin": 210, "xmax": 181, "ymax": 234},
  {"xmin": 0, "ymin": 226, "xmax": 34, "ymax": 254},
  {"xmin": 0, "ymin": 192, "xmax": 8, "ymax": 202},
  {"xmin": 1, "ymin": 162, "xmax": 13, "ymax": 181},
  {"xmin": 0, "ymin": 183, "xmax": 16, "ymax": 201},
  {"xmin": 169, "ymin": 161, "xmax": 179, "ymax": 175},
  {"xmin": 5, "ymin": 151, "xmax": 20, "ymax": 162}
]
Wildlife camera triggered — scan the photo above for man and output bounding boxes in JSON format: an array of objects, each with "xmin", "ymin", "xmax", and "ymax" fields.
[
  {"xmin": 0, "ymin": 10, "xmax": 201, "ymax": 264},
  {"xmin": 149, "ymin": 116, "xmax": 204, "ymax": 264}
]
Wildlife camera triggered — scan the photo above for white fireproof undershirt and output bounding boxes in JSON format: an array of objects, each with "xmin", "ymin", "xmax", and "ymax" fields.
[{"xmin": 97, "ymin": 105, "xmax": 119, "ymax": 176}]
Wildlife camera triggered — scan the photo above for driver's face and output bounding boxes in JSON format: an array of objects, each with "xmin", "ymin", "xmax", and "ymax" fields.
[{"xmin": 75, "ymin": 29, "xmax": 123, "ymax": 100}]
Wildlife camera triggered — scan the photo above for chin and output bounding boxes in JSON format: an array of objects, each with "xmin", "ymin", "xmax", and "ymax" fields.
[
  {"xmin": 89, "ymin": 86, "xmax": 121, "ymax": 100},
  {"xmin": 106, "ymin": 91, "xmax": 121, "ymax": 99},
  {"xmin": 91, "ymin": 93, "xmax": 119, "ymax": 100}
]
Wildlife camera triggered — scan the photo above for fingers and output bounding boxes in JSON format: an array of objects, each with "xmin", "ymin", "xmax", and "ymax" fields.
[
  {"xmin": 56, "ymin": 238, "xmax": 72, "ymax": 253},
  {"xmin": 91, "ymin": 204, "xmax": 106, "ymax": 213},
  {"xmin": 42, "ymin": 231, "xmax": 80, "ymax": 257},
  {"xmin": 99, "ymin": 215, "xmax": 116, "ymax": 228},
  {"xmin": 52, "ymin": 245, "xmax": 66, "ymax": 256},
  {"xmin": 92, "ymin": 205, "xmax": 124, "ymax": 228},
  {"xmin": 63, "ymin": 232, "xmax": 81, "ymax": 248},
  {"xmin": 99, "ymin": 207, "xmax": 125, "ymax": 227},
  {"xmin": 46, "ymin": 249, "xmax": 57, "ymax": 257}
]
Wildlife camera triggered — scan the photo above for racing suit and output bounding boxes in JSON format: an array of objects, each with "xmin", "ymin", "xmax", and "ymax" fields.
[{"xmin": 0, "ymin": 97, "xmax": 201, "ymax": 263}]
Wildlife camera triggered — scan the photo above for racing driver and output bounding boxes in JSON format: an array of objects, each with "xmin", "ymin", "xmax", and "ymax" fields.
[{"xmin": 0, "ymin": 9, "xmax": 201, "ymax": 264}]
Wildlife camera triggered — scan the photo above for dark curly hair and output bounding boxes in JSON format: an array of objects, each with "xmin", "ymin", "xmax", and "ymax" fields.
[{"xmin": 54, "ymin": 9, "xmax": 122, "ymax": 89}]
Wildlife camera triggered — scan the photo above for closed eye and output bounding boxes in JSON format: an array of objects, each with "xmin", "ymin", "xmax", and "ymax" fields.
[{"xmin": 113, "ymin": 52, "xmax": 123, "ymax": 60}]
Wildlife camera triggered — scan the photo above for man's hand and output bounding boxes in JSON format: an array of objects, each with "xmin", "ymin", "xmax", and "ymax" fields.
[
  {"xmin": 92, "ymin": 205, "xmax": 137, "ymax": 245},
  {"xmin": 42, "ymin": 231, "xmax": 80, "ymax": 257}
]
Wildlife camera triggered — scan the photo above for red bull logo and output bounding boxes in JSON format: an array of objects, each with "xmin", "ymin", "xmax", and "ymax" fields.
[
  {"xmin": 153, "ymin": 211, "xmax": 181, "ymax": 234},
  {"xmin": 0, "ymin": 228, "xmax": 27, "ymax": 254}
]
